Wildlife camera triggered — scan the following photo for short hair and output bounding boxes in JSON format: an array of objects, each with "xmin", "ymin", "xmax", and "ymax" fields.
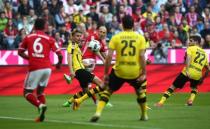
[
  {"xmin": 189, "ymin": 35, "xmax": 201, "ymax": 44},
  {"xmin": 71, "ymin": 29, "xmax": 82, "ymax": 36},
  {"xmin": 34, "ymin": 18, "xmax": 45, "ymax": 30},
  {"xmin": 122, "ymin": 15, "xmax": 134, "ymax": 29}
]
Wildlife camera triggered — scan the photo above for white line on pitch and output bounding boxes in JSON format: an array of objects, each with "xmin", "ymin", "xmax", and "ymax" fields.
[{"xmin": 0, "ymin": 116, "xmax": 160, "ymax": 129}]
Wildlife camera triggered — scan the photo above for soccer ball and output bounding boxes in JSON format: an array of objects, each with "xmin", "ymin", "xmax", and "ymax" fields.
[{"xmin": 88, "ymin": 40, "xmax": 101, "ymax": 52}]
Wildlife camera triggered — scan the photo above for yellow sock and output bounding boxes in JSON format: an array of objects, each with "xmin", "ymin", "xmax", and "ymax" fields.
[
  {"xmin": 189, "ymin": 93, "xmax": 196, "ymax": 102},
  {"xmin": 95, "ymin": 101, "xmax": 106, "ymax": 116},
  {"xmin": 159, "ymin": 96, "xmax": 167, "ymax": 104},
  {"xmin": 68, "ymin": 97, "xmax": 74, "ymax": 103},
  {"xmin": 140, "ymin": 102, "xmax": 147, "ymax": 116},
  {"xmin": 78, "ymin": 94, "xmax": 89, "ymax": 103},
  {"xmin": 78, "ymin": 87, "xmax": 99, "ymax": 102}
]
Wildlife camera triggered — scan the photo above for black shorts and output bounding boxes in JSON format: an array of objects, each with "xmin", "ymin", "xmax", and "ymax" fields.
[
  {"xmin": 108, "ymin": 69, "xmax": 146, "ymax": 92},
  {"xmin": 172, "ymin": 73, "xmax": 200, "ymax": 89},
  {"xmin": 75, "ymin": 69, "xmax": 95, "ymax": 89}
]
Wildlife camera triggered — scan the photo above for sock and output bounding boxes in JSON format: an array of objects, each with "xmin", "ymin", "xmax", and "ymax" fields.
[
  {"xmin": 25, "ymin": 93, "xmax": 40, "ymax": 107},
  {"xmin": 95, "ymin": 101, "xmax": 106, "ymax": 116},
  {"xmin": 137, "ymin": 93, "xmax": 147, "ymax": 117},
  {"xmin": 78, "ymin": 86, "xmax": 103, "ymax": 103},
  {"xmin": 68, "ymin": 91, "xmax": 84, "ymax": 104},
  {"xmin": 37, "ymin": 94, "xmax": 46, "ymax": 104},
  {"xmin": 88, "ymin": 83, "xmax": 98, "ymax": 104},
  {"xmin": 188, "ymin": 89, "xmax": 197, "ymax": 102},
  {"xmin": 95, "ymin": 90, "xmax": 111, "ymax": 116},
  {"xmin": 159, "ymin": 88, "xmax": 174, "ymax": 104}
]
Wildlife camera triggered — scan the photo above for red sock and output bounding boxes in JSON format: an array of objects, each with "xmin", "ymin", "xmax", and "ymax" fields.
[
  {"xmin": 25, "ymin": 93, "xmax": 40, "ymax": 107},
  {"xmin": 91, "ymin": 95, "xmax": 97, "ymax": 104},
  {"xmin": 37, "ymin": 94, "xmax": 46, "ymax": 104}
]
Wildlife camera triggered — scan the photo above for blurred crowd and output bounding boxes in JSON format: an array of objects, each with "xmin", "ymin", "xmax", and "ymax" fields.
[{"xmin": 0, "ymin": 0, "xmax": 210, "ymax": 54}]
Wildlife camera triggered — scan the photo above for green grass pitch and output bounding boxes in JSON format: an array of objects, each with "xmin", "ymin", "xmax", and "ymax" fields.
[{"xmin": 0, "ymin": 93, "xmax": 210, "ymax": 129}]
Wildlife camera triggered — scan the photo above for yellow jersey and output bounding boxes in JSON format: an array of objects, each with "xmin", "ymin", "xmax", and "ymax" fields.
[
  {"xmin": 109, "ymin": 31, "xmax": 146, "ymax": 79},
  {"xmin": 67, "ymin": 41, "xmax": 85, "ymax": 72},
  {"xmin": 182, "ymin": 46, "xmax": 208, "ymax": 80}
]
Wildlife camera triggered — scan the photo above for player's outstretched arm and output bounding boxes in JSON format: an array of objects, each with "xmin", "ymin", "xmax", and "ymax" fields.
[
  {"xmin": 137, "ymin": 49, "xmax": 146, "ymax": 82},
  {"xmin": 104, "ymin": 48, "xmax": 113, "ymax": 85},
  {"xmin": 95, "ymin": 51, "xmax": 105, "ymax": 64},
  {"xmin": 67, "ymin": 53, "xmax": 75, "ymax": 78}
]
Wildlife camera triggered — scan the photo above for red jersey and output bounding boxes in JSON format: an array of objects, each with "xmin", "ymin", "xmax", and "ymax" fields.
[
  {"xmin": 18, "ymin": 31, "xmax": 61, "ymax": 71},
  {"xmin": 82, "ymin": 34, "xmax": 107, "ymax": 59}
]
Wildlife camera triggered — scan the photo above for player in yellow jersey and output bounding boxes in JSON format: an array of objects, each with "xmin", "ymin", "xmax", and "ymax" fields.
[
  {"xmin": 155, "ymin": 35, "xmax": 210, "ymax": 107},
  {"xmin": 73, "ymin": 15, "xmax": 148, "ymax": 122},
  {"xmin": 63, "ymin": 29, "xmax": 104, "ymax": 107}
]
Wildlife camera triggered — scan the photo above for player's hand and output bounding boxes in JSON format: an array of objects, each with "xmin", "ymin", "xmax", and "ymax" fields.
[
  {"xmin": 137, "ymin": 74, "xmax": 146, "ymax": 82},
  {"xmin": 104, "ymin": 74, "xmax": 109, "ymax": 86},
  {"xmin": 55, "ymin": 62, "xmax": 62, "ymax": 69}
]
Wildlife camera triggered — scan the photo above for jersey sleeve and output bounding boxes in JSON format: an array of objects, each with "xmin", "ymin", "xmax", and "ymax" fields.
[
  {"xmin": 67, "ymin": 41, "xmax": 74, "ymax": 54},
  {"xmin": 50, "ymin": 38, "xmax": 61, "ymax": 52},
  {"xmin": 186, "ymin": 47, "xmax": 192, "ymax": 56},
  {"xmin": 109, "ymin": 35, "xmax": 117, "ymax": 50},
  {"xmin": 205, "ymin": 53, "xmax": 209, "ymax": 66}
]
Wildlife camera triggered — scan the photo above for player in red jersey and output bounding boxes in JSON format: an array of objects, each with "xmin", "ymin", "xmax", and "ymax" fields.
[
  {"xmin": 81, "ymin": 26, "xmax": 109, "ymax": 104},
  {"xmin": 18, "ymin": 18, "xmax": 63, "ymax": 122}
]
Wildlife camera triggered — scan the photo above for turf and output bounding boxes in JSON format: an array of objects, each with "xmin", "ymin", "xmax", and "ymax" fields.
[{"xmin": 0, "ymin": 93, "xmax": 210, "ymax": 129}]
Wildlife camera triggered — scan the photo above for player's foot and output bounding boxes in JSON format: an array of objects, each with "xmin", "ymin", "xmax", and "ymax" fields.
[
  {"xmin": 106, "ymin": 102, "xmax": 113, "ymax": 108},
  {"xmin": 62, "ymin": 101, "xmax": 71, "ymax": 107},
  {"xmin": 154, "ymin": 102, "xmax": 163, "ymax": 107},
  {"xmin": 35, "ymin": 104, "xmax": 47, "ymax": 122},
  {"xmin": 140, "ymin": 114, "xmax": 149, "ymax": 121},
  {"xmin": 64, "ymin": 74, "xmax": 72, "ymax": 84},
  {"xmin": 73, "ymin": 99, "xmax": 81, "ymax": 110},
  {"xmin": 146, "ymin": 105, "xmax": 152, "ymax": 110},
  {"xmin": 90, "ymin": 114, "xmax": 100, "ymax": 122},
  {"xmin": 186, "ymin": 100, "xmax": 193, "ymax": 106}
]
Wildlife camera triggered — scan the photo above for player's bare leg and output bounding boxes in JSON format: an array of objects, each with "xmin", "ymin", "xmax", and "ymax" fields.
[{"xmin": 88, "ymin": 83, "xmax": 97, "ymax": 104}]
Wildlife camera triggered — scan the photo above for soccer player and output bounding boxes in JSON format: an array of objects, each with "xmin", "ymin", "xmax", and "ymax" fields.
[
  {"xmin": 74, "ymin": 15, "xmax": 148, "ymax": 122},
  {"xmin": 63, "ymin": 29, "xmax": 105, "ymax": 108},
  {"xmin": 18, "ymin": 18, "xmax": 63, "ymax": 122},
  {"xmin": 63, "ymin": 26, "xmax": 113, "ymax": 107},
  {"xmin": 155, "ymin": 35, "xmax": 210, "ymax": 107}
]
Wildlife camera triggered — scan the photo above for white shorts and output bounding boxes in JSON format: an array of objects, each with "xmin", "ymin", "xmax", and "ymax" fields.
[
  {"xmin": 82, "ymin": 58, "xmax": 96, "ymax": 72},
  {"xmin": 24, "ymin": 68, "xmax": 52, "ymax": 90}
]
